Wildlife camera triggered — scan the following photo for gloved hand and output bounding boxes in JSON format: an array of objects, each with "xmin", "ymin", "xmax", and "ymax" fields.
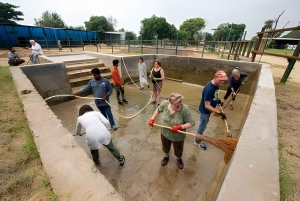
[
  {"xmin": 172, "ymin": 125, "xmax": 182, "ymax": 132},
  {"xmin": 217, "ymin": 99, "xmax": 223, "ymax": 106},
  {"xmin": 241, "ymin": 81, "xmax": 246, "ymax": 85},
  {"xmin": 148, "ymin": 119, "xmax": 155, "ymax": 127},
  {"xmin": 232, "ymin": 92, "xmax": 237, "ymax": 96},
  {"xmin": 219, "ymin": 112, "xmax": 227, "ymax": 120}
]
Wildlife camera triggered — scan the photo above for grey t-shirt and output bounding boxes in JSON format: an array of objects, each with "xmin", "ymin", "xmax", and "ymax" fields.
[{"xmin": 8, "ymin": 52, "xmax": 19, "ymax": 61}]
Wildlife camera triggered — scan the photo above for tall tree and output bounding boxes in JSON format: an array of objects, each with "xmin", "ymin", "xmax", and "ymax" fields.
[
  {"xmin": 139, "ymin": 15, "xmax": 176, "ymax": 40},
  {"xmin": 264, "ymin": 19, "xmax": 274, "ymax": 30},
  {"xmin": 0, "ymin": 2, "xmax": 24, "ymax": 24},
  {"xmin": 179, "ymin": 18, "xmax": 206, "ymax": 39},
  {"xmin": 106, "ymin": 15, "xmax": 118, "ymax": 31},
  {"xmin": 84, "ymin": 16, "xmax": 114, "ymax": 32},
  {"xmin": 34, "ymin": 11, "xmax": 66, "ymax": 28},
  {"xmin": 213, "ymin": 23, "xmax": 246, "ymax": 41}
]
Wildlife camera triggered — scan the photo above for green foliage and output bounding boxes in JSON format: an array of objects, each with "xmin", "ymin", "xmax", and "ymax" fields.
[
  {"xmin": 205, "ymin": 33, "xmax": 213, "ymax": 41},
  {"xmin": 140, "ymin": 15, "xmax": 176, "ymax": 40},
  {"xmin": 264, "ymin": 19, "xmax": 274, "ymax": 30},
  {"xmin": 213, "ymin": 23, "xmax": 246, "ymax": 41},
  {"xmin": 0, "ymin": 2, "xmax": 24, "ymax": 24},
  {"xmin": 84, "ymin": 16, "xmax": 114, "ymax": 32},
  {"xmin": 119, "ymin": 28, "xmax": 137, "ymax": 40},
  {"xmin": 34, "ymin": 11, "xmax": 66, "ymax": 28},
  {"xmin": 68, "ymin": 26, "xmax": 85, "ymax": 30},
  {"xmin": 251, "ymin": 36, "xmax": 258, "ymax": 40},
  {"xmin": 179, "ymin": 18, "xmax": 206, "ymax": 39}
]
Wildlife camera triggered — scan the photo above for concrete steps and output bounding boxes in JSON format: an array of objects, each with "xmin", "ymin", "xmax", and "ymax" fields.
[{"xmin": 65, "ymin": 58, "xmax": 112, "ymax": 87}]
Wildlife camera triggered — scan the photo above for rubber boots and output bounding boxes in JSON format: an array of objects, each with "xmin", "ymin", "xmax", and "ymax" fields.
[{"xmin": 90, "ymin": 149, "xmax": 100, "ymax": 165}]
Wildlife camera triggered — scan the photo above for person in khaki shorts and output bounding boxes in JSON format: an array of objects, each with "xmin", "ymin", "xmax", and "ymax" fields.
[
  {"xmin": 111, "ymin": 59, "xmax": 128, "ymax": 105},
  {"xmin": 148, "ymin": 93, "xmax": 195, "ymax": 169}
]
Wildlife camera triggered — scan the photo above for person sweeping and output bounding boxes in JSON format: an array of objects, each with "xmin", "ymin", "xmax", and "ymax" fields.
[
  {"xmin": 148, "ymin": 93, "xmax": 195, "ymax": 169},
  {"xmin": 222, "ymin": 67, "xmax": 248, "ymax": 110},
  {"xmin": 74, "ymin": 105, "xmax": 125, "ymax": 166}
]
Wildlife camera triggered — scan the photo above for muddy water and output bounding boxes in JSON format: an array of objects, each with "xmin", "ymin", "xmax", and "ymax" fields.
[{"xmin": 51, "ymin": 79, "xmax": 250, "ymax": 200}]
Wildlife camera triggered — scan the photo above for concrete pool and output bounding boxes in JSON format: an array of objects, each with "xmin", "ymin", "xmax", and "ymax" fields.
[{"xmin": 10, "ymin": 53, "xmax": 279, "ymax": 200}]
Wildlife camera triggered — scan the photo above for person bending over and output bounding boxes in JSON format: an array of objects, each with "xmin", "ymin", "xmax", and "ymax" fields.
[{"xmin": 74, "ymin": 105, "xmax": 125, "ymax": 165}]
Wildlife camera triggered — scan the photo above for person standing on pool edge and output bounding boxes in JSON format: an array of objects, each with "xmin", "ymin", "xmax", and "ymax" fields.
[{"xmin": 194, "ymin": 70, "xmax": 228, "ymax": 150}]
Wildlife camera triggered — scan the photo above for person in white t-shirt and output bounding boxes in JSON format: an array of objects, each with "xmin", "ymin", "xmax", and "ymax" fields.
[
  {"xmin": 74, "ymin": 104, "xmax": 125, "ymax": 166},
  {"xmin": 29, "ymin": 40, "xmax": 43, "ymax": 64}
]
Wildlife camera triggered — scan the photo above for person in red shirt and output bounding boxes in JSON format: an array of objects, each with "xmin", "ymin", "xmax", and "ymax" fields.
[{"xmin": 111, "ymin": 59, "xmax": 128, "ymax": 105}]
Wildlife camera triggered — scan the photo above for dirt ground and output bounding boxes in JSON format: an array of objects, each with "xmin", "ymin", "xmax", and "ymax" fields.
[{"xmin": 1, "ymin": 46, "xmax": 299, "ymax": 200}]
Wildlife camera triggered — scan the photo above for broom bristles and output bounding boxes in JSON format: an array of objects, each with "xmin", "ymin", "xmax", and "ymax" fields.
[{"xmin": 154, "ymin": 123, "xmax": 238, "ymax": 157}]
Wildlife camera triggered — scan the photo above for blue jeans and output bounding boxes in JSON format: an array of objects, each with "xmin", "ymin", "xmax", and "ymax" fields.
[
  {"xmin": 196, "ymin": 113, "xmax": 210, "ymax": 142},
  {"xmin": 97, "ymin": 105, "xmax": 115, "ymax": 127}
]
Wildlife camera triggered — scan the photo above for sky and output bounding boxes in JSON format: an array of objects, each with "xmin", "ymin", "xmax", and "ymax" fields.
[{"xmin": 4, "ymin": 0, "xmax": 300, "ymax": 39}]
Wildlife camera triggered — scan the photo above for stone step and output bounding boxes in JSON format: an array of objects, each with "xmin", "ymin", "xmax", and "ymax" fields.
[
  {"xmin": 65, "ymin": 62, "xmax": 105, "ymax": 71},
  {"xmin": 67, "ymin": 67, "xmax": 111, "ymax": 79},
  {"xmin": 64, "ymin": 58, "xmax": 99, "ymax": 65},
  {"xmin": 69, "ymin": 72, "xmax": 112, "ymax": 84}
]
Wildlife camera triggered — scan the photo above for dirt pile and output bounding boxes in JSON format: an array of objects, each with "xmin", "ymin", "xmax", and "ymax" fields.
[{"xmin": 0, "ymin": 47, "xmax": 31, "ymax": 58}]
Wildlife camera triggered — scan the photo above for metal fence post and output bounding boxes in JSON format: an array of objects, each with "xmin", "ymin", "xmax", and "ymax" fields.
[
  {"xmin": 128, "ymin": 39, "xmax": 130, "ymax": 53},
  {"xmin": 141, "ymin": 36, "xmax": 143, "ymax": 54},
  {"xmin": 156, "ymin": 38, "xmax": 158, "ymax": 54}
]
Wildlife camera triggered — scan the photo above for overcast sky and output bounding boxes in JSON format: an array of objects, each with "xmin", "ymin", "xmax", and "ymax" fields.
[{"xmin": 4, "ymin": 0, "xmax": 300, "ymax": 39}]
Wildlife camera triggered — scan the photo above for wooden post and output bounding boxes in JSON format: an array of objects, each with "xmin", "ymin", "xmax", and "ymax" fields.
[
  {"xmin": 281, "ymin": 40, "xmax": 300, "ymax": 83},
  {"xmin": 246, "ymin": 41, "xmax": 255, "ymax": 57},
  {"xmin": 238, "ymin": 42, "xmax": 243, "ymax": 55},
  {"xmin": 227, "ymin": 42, "xmax": 234, "ymax": 60},
  {"xmin": 234, "ymin": 42, "xmax": 241, "ymax": 60},
  {"xmin": 242, "ymin": 42, "xmax": 248, "ymax": 56},
  {"xmin": 251, "ymin": 27, "xmax": 265, "ymax": 62}
]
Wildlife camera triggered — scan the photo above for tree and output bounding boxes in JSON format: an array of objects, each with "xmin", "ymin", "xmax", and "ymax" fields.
[
  {"xmin": 0, "ymin": 2, "xmax": 24, "ymax": 24},
  {"xmin": 179, "ymin": 18, "xmax": 206, "ymax": 40},
  {"xmin": 106, "ymin": 15, "xmax": 118, "ymax": 31},
  {"xmin": 139, "ymin": 15, "xmax": 177, "ymax": 40},
  {"xmin": 213, "ymin": 23, "xmax": 246, "ymax": 41},
  {"xmin": 34, "ymin": 11, "xmax": 66, "ymax": 28},
  {"xmin": 118, "ymin": 28, "xmax": 137, "ymax": 40},
  {"xmin": 68, "ymin": 26, "xmax": 85, "ymax": 30},
  {"xmin": 84, "ymin": 16, "xmax": 114, "ymax": 32},
  {"xmin": 264, "ymin": 19, "xmax": 274, "ymax": 30}
]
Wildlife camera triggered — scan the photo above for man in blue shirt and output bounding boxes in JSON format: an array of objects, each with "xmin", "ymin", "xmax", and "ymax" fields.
[
  {"xmin": 195, "ymin": 70, "xmax": 228, "ymax": 150},
  {"xmin": 73, "ymin": 68, "xmax": 118, "ymax": 130},
  {"xmin": 8, "ymin": 47, "xmax": 25, "ymax": 66}
]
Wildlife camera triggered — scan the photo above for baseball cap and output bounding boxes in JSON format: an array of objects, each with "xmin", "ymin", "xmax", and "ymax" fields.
[{"xmin": 215, "ymin": 70, "xmax": 228, "ymax": 81}]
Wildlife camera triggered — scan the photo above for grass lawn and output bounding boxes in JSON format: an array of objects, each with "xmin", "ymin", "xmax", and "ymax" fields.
[{"xmin": 265, "ymin": 48, "xmax": 297, "ymax": 56}]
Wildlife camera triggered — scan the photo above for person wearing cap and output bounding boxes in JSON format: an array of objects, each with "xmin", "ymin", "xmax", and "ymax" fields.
[
  {"xmin": 148, "ymin": 93, "xmax": 195, "ymax": 169},
  {"xmin": 29, "ymin": 40, "xmax": 43, "ymax": 64},
  {"xmin": 111, "ymin": 59, "xmax": 128, "ymax": 105},
  {"xmin": 194, "ymin": 70, "xmax": 228, "ymax": 150},
  {"xmin": 222, "ymin": 67, "xmax": 248, "ymax": 110}
]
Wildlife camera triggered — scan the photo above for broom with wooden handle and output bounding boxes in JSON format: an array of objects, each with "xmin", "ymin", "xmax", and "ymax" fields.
[
  {"xmin": 218, "ymin": 104, "xmax": 232, "ymax": 138},
  {"xmin": 153, "ymin": 123, "xmax": 238, "ymax": 158}
]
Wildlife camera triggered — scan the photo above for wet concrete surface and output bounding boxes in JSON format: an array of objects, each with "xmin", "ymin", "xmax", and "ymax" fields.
[{"xmin": 50, "ymin": 79, "xmax": 250, "ymax": 200}]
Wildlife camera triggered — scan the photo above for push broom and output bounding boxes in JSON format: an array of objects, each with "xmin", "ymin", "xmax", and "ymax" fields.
[{"xmin": 153, "ymin": 123, "xmax": 238, "ymax": 162}]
